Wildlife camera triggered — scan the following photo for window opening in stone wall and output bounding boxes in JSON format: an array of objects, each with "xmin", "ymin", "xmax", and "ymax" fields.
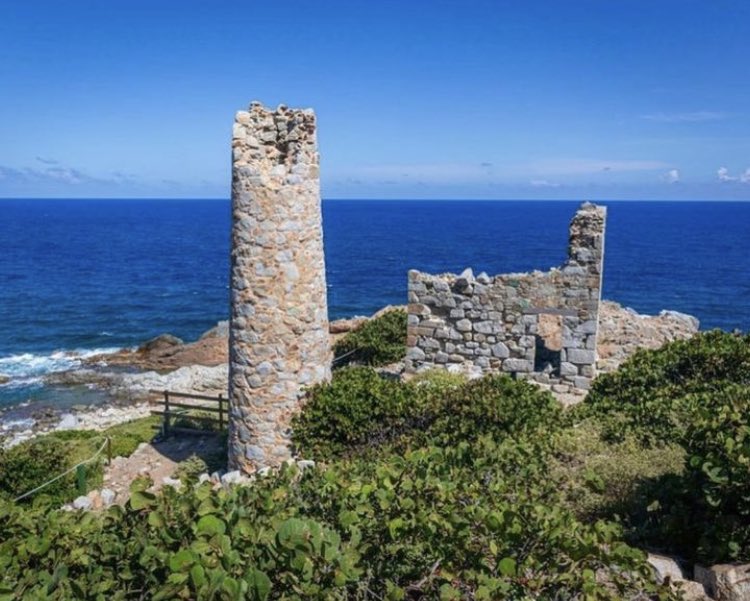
[{"xmin": 534, "ymin": 313, "xmax": 563, "ymax": 375}]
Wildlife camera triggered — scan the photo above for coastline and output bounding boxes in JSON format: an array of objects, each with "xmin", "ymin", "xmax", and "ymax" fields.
[{"xmin": 0, "ymin": 300, "xmax": 700, "ymax": 448}]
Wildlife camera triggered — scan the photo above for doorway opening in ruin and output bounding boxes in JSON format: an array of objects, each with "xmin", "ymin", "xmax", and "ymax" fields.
[{"xmin": 534, "ymin": 313, "xmax": 563, "ymax": 375}]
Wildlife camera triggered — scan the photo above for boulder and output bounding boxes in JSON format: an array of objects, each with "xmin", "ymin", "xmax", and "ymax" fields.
[
  {"xmin": 162, "ymin": 476, "xmax": 183, "ymax": 490},
  {"xmin": 72, "ymin": 495, "xmax": 93, "ymax": 511},
  {"xmin": 648, "ymin": 553, "xmax": 687, "ymax": 585},
  {"xmin": 87, "ymin": 489, "xmax": 103, "ymax": 510},
  {"xmin": 56, "ymin": 413, "xmax": 79, "ymax": 430},
  {"xmin": 694, "ymin": 563, "xmax": 750, "ymax": 601},
  {"xmin": 220, "ymin": 470, "xmax": 249, "ymax": 487},
  {"xmin": 100, "ymin": 488, "xmax": 116, "ymax": 507},
  {"xmin": 138, "ymin": 333, "xmax": 184, "ymax": 354},
  {"xmin": 200, "ymin": 321, "xmax": 229, "ymax": 340}
]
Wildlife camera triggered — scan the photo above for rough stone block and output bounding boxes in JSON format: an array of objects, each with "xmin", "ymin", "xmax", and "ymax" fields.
[
  {"xmin": 559, "ymin": 362, "xmax": 578, "ymax": 376},
  {"xmin": 406, "ymin": 347, "xmax": 426, "ymax": 362},
  {"xmin": 491, "ymin": 342, "xmax": 510, "ymax": 358},
  {"xmin": 577, "ymin": 319, "xmax": 598, "ymax": 334},
  {"xmin": 502, "ymin": 358, "xmax": 533, "ymax": 373},
  {"xmin": 473, "ymin": 321, "xmax": 497, "ymax": 334},
  {"xmin": 567, "ymin": 349, "xmax": 596, "ymax": 364}
]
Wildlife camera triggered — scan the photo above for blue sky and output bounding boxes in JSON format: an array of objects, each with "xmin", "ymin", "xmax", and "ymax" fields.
[{"xmin": 1, "ymin": 0, "xmax": 748, "ymax": 200}]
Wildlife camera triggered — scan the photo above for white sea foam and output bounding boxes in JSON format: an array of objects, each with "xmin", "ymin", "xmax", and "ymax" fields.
[{"xmin": 0, "ymin": 348, "xmax": 121, "ymax": 383}]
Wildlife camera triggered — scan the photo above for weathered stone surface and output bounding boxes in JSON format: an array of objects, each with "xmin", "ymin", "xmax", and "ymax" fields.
[
  {"xmin": 694, "ymin": 563, "xmax": 750, "ymax": 601},
  {"xmin": 491, "ymin": 342, "xmax": 510, "ymax": 358},
  {"xmin": 559, "ymin": 361, "xmax": 577, "ymax": 376},
  {"xmin": 596, "ymin": 300, "xmax": 700, "ymax": 373},
  {"xmin": 502, "ymin": 358, "xmax": 533, "ymax": 373},
  {"xmin": 229, "ymin": 102, "xmax": 331, "ymax": 473},
  {"xmin": 100, "ymin": 488, "xmax": 116, "ymax": 507},
  {"xmin": 73, "ymin": 495, "xmax": 93, "ymax": 510},
  {"xmin": 647, "ymin": 553, "xmax": 687, "ymax": 584},
  {"xmin": 567, "ymin": 349, "xmax": 596, "ymax": 365}
]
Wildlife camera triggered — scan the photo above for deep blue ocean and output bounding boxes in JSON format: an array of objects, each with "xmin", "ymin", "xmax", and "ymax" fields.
[{"xmin": 1, "ymin": 199, "xmax": 749, "ymax": 408}]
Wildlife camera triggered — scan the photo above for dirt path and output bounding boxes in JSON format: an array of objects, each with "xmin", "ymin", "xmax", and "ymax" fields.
[{"xmin": 102, "ymin": 434, "xmax": 225, "ymax": 504}]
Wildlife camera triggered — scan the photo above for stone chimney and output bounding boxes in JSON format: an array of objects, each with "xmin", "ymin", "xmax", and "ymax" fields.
[{"xmin": 228, "ymin": 102, "xmax": 331, "ymax": 473}]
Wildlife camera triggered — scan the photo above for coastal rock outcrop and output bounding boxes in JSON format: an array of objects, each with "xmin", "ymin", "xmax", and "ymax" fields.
[
  {"xmin": 596, "ymin": 301, "xmax": 700, "ymax": 373},
  {"xmin": 85, "ymin": 322, "xmax": 229, "ymax": 371}
]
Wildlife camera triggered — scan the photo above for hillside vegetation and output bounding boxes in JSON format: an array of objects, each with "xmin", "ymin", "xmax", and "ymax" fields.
[{"xmin": 1, "ymin": 328, "xmax": 748, "ymax": 600}]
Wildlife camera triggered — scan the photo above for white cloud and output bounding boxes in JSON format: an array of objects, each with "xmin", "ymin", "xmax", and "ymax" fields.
[
  {"xmin": 641, "ymin": 111, "xmax": 726, "ymax": 123},
  {"xmin": 526, "ymin": 158, "xmax": 671, "ymax": 176},
  {"xmin": 663, "ymin": 169, "xmax": 680, "ymax": 184},
  {"xmin": 717, "ymin": 167, "xmax": 750, "ymax": 183},
  {"xmin": 529, "ymin": 179, "xmax": 560, "ymax": 188}
]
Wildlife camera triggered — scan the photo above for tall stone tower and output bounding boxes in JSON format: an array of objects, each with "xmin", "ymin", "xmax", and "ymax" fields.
[{"xmin": 228, "ymin": 102, "xmax": 331, "ymax": 473}]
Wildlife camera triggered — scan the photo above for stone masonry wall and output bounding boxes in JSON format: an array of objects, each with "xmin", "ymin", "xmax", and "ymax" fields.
[
  {"xmin": 406, "ymin": 203, "xmax": 606, "ymax": 394},
  {"xmin": 228, "ymin": 102, "xmax": 331, "ymax": 473}
]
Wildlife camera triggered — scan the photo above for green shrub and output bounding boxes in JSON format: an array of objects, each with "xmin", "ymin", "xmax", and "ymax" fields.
[
  {"xmin": 293, "ymin": 367, "xmax": 418, "ymax": 460},
  {"xmin": 571, "ymin": 332, "xmax": 750, "ymax": 564},
  {"xmin": 681, "ymin": 384, "xmax": 750, "ymax": 562},
  {"xmin": 0, "ymin": 416, "xmax": 160, "ymax": 505},
  {"xmin": 0, "ymin": 437, "xmax": 95, "ymax": 505},
  {"xmin": 578, "ymin": 330, "xmax": 750, "ymax": 444},
  {"xmin": 294, "ymin": 369, "xmax": 562, "ymax": 462},
  {"xmin": 333, "ymin": 310, "xmax": 407, "ymax": 367},
  {"xmin": 416, "ymin": 375, "xmax": 562, "ymax": 447},
  {"xmin": 174, "ymin": 454, "xmax": 209, "ymax": 484},
  {"xmin": 0, "ymin": 441, "xmax": 675, "ymax": 600}
]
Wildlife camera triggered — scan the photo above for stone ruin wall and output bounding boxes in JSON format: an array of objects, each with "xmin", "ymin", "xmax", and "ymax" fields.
[
  {"xmin": 406, "ymin": 203, "xmax": 606, "ymax": 395},
  {"xmin": 228, "ymin": 102, "xmax": 331, "ymax": 473}
]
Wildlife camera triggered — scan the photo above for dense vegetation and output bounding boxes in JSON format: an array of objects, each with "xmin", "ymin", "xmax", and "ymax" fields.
[
  {"xmin": 0, "ymin": 416, "xmax": 160, "ymax": 505},
  {"xmin": 576, "ymin": 330, "xmax": 750, "ymax": 564},
  {"xmin": 332, "ymin": 309, "xmax": 407, "ymax": 368},
  {"xmin": 1, "ymin": 328, "xmax": 748, "ymax": 599}
]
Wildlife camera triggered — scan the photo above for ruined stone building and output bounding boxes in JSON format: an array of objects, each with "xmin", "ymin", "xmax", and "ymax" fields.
[
  {"xmin": 405, "ymin": 203, "xmax": 606, "ymax": 396},
  {"xmin": 227, "ymin": 101, "xmax": 606, "ymax": 471}
]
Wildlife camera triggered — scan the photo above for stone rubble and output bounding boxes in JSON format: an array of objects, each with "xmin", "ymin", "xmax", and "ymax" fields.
[{"xmin": 63, "ymin": 458, "xmax": 316, "ymax": 512}]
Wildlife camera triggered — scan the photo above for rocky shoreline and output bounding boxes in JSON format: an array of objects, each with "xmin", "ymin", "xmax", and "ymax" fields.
[{"xmin": 0, "ymin": 300, "xmax": 700, "ymax": 448}]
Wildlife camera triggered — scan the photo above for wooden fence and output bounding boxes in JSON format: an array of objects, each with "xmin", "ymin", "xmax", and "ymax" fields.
[{"xmin": 150, "ymin": 389, "xmax": 226, "ymax": 436}]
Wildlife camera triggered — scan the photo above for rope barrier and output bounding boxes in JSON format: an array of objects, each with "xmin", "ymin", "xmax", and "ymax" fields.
[
  {"xmin": 13, "ymin": 437, "xmax": 110, "ymax": 503},
  {"xmin": 332, "ymin": 348, "xmax": 358, "ymax": 365}
]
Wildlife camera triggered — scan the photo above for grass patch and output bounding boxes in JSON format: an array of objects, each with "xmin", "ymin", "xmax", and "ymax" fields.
[{"xmin": 0, "ymin": 415, "xmax": 160, "ymax": 505}]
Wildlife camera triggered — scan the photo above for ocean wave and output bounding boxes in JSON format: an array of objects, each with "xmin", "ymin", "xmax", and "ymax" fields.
[{"xmin": 0, "ymin": 347, "xmax": 121, "ymax": 383}]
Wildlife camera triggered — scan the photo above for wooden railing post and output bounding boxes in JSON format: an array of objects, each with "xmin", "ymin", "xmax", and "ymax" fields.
[
  {"xmin": 163, "ymin": 390, "xmax": 170, "ymax": 437},
  {"xmin": 218, "ymin": 393, "xmax": 224, "ymax": 430},
  {"xmin": 76, "ymin": 464, "xmax": 87, "ymax": 495}
]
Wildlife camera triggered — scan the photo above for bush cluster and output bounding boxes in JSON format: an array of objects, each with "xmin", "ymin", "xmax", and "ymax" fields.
[
  {"xmin": 0, "ymin": 434, "xmax": 669, "ymax": 600},
  {"xmin": 3, "ymin": 329, "xmax": 749, "ymax": 597},
  {"xmin": 332, "ymin": 309, "xmax": 407, "ymax": 367},
  {"xmin": 578, "ymin": 330, "xmax": 750, "ymax": 444},
  {"xmin": 574, "ymin": 331, "xmax": 750, "ymax": 563}
]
